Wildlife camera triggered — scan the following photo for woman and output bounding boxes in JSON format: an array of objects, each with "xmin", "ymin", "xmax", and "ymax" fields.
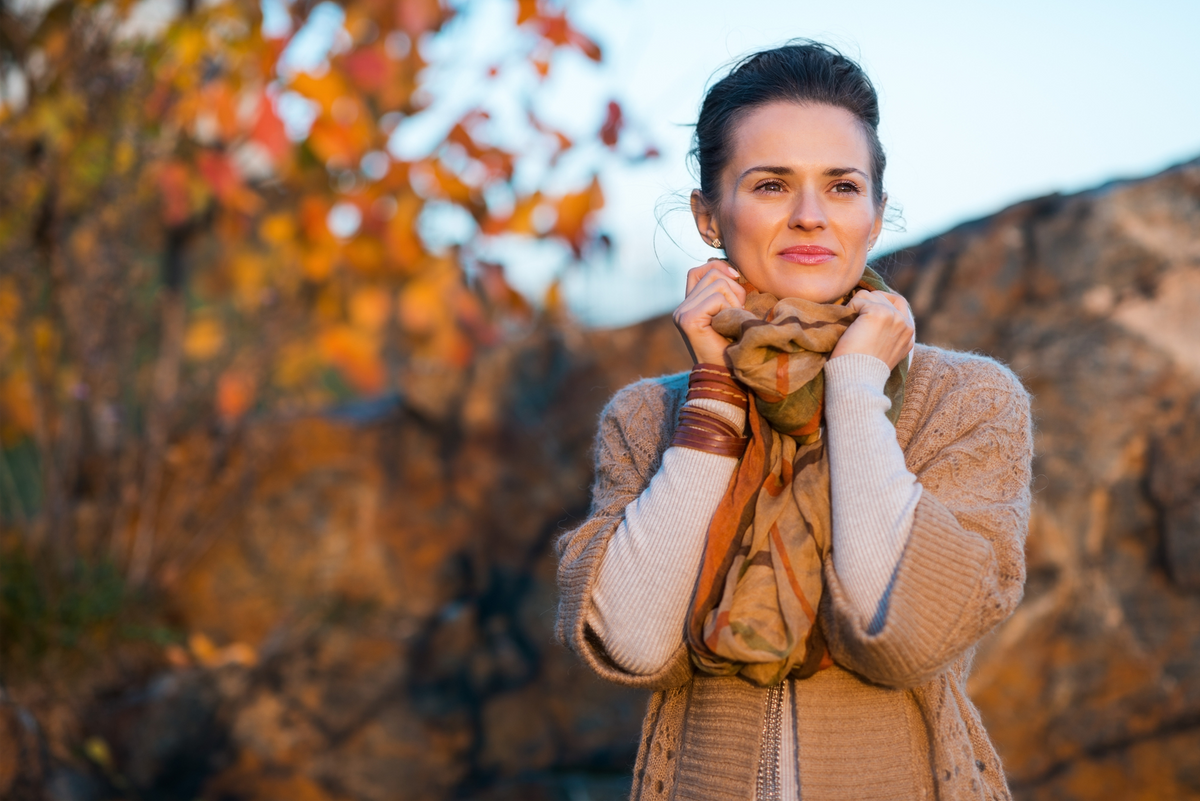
[{"xmin": 556, "ymin": 42, "xmax": 1032, "ymax": 801}]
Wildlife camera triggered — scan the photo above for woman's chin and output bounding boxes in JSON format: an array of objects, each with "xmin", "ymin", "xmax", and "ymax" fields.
[
  {"xmin": 758, "ymin": 281, "xmax": 855, "ymax": 304},
  {"xmin": 750, "ymin": 264, "xmax": 863, "ymax": 303}
]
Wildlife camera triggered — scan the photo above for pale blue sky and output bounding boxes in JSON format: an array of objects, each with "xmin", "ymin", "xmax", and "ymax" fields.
[
  {"xmin": 271, "ymin": 0, "xmax": 1200, "ymax": 326},
  {"xmin": 549, "ymin": 0, "xmax": 1200, "ymax": 325}
]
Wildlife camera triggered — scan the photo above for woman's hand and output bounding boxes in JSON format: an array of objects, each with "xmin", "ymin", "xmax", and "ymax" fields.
[
  {"xmin": 830, "ymin": 289, "xmax": 915, "ymax": 369},
  {"xmin": 673, "ymin": 260, "xmax": 747, "ymax": 365}
]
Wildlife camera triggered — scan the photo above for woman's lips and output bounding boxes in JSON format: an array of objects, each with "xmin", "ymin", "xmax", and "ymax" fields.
[{"xmin": 778, "ymin": 245, "xmax": 836, "ymax": 265}]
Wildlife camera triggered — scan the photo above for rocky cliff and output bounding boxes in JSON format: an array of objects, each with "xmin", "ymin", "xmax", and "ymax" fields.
[
  {"xmin": 880, "ymin": 157, "xmax": 1200, "ymax": 799},
  {"xmin": 2, "ymin": 159, "xmax": 1199, "ymax": 800}
]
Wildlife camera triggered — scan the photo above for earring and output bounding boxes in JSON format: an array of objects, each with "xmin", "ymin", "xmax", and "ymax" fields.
[{"xmin": 711, "ymin": 237, "xmax": 722, "ymax": 249}]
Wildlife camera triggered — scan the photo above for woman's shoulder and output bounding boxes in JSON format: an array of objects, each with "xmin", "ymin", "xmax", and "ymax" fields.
[
  {"xmin": 908, "ymin": 343, "xmax": 1029, "ymax": 406},
  {"xmin": 589, "ymin": 371, "xmax": 689, "ymax": 478},
  {"xmin": 600, "ymin": 371, "xmax": 690, "ymax": 428},
  {"xmin": 898, "ymin": 344, "xmax": 1032, "ymax": 452}
]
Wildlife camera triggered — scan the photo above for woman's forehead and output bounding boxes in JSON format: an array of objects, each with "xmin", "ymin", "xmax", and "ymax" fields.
[{"xmin": 727, "ymin": 102, "xmax": 872, "ymax": 175}]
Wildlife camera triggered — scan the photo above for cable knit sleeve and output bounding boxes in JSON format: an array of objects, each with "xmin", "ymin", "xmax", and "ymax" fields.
[
  {"xmin": 819, "ymin": 347, "xmax": 1033, "ymax": 689},
  {"xmin": 554, "ymin": 374, "xmax": 698, "ymax": 691}
]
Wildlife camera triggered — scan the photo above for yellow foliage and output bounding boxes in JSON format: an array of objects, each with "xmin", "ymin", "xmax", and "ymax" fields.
[
  {"xmin": 302, "ymin": 247, "xmax": 337, "ymax": 282},
  {"xmin": 230, "ymin": 251, "xmax": 268, "ymax": 309},
  {"xmin": 184, "ymin": 317, "xmax": 225, "ymax": 361},
  {"xmin": 397, "ymin": 276, "xmax": 448, "ymax": 337},
  {"xmin": 344, "ymin": 235, "xmax": 385, "ymax": 274},
  {"xmin": 349, "ymin": 286, "xmax": 391, "ymax": 333},
  {"xmin": 273, "ymin": 341, "xmax": 321, "ymax": 389},
  {"xmin": 0, "ymin": 370, "xmax": 36, "ymax": 444},
  {"xmin": 0, "ymin": 278, "xmax": 19, "ymax": 330},
  {"xmin": 32, "ymin": 317, "xmax": 60, "ymax": 372},
  {"xmin": 0, "ymin": 0, "xmax": 630, "ymax": 450},
  {"xmin": 259, "ymin": 213, "xmax": 295, "ymax": 245}
]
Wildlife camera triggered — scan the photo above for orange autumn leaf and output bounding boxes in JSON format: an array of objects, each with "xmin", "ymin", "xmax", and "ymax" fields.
[
  {"xmin": 552, "ymin": 176, "xmax": 604, "ymax": 254},
  {"xmin": 349, "ymin": 286, "xmax": 392, "ymax": 333},
  {"xmin": 482, "ymin": 192, "xmax": 542, "ymax": 236},
  {"xmin": 384, "ymin": 193, "xmax": 425, "ymax": 271},
  {"xmin": 216, "ymin": 370, "xmax": 256, "ymax": 423},
  {"xmin": 158, "ymin": 160, "xmax": 193, "ymax": 226},
  {"xmin": 289, "ymin": 70, "xmax": 350, "ymax": 114},
  {"xmin": 396, "ymin": 277, "xmax": 446, "ymax": 337},
  {"xmin": 319, "ymin": 325, "xmax": 384, "ymax": 394},
  {"xmin": 307, "ymin": 113, "xmax": 373, "ymax": 166},
  {"xmin": 302, "ymin": 245, "xmax": 338, "ymax": 282},
  {"xmin": 250, "ymin": 94, "xmax": 290, "ymax": 161},
  {"xmin": 517, "ymin": 0, "xmax": 539, "ymax": 25},
  {"xmin": 199, "ymin": 80, "xmax": 240, "ymax": 142},
  {"xmin": 197, "ymin": 150, "xmax": 261, "ymax": 214},
  {"xmin": 536, "ymin": 13, "xmax": 601, "ymax": 61},
  {"xmin": 344, "ymin": 235, "xmax": 385, "ymax": 274},
  {"xmin": 425, "ymin": 160, "xmax": 474, "ymax": 205},
  {"xmin": 300, "ymin": 195, "xmax": 334, "ymax": 243}
]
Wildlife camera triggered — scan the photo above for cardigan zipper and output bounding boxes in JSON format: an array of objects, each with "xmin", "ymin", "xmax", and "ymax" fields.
[{"xmin": 755, "ymin": 682, "xmax": 786, "ymax": 801}]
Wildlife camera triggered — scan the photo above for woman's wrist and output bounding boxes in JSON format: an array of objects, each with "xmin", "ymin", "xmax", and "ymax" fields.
[{"xmin": 671, "ymin": 364, "xmax": 750, "ymax": 458}]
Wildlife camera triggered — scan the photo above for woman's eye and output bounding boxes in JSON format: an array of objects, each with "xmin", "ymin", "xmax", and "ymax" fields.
[
  {"xmin": 755, "ymin": 180, "xmax": 785, "ymax": 193},
  {"xmin": 832, "ymin": 181, "xmax": 861, "ymax": 194}
]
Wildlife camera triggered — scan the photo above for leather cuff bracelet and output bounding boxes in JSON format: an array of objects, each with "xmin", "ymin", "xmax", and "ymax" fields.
[
  {"xmin": 671, "ymin": 364, "xmax": 750, "ymax": 458},
  {"xmin": 685, "ymin": 363, "xmax": 749, "ymax": 410}
]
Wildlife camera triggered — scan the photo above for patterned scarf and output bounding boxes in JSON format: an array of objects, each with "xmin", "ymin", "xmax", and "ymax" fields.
[{"xmin": 685, "ymin": 267, "xmax": 907, "ymax": 687}]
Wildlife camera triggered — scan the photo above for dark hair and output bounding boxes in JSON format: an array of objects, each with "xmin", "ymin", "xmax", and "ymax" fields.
[{"xmin": 691, "ymin": 41, "xmax": 887, "ymax": 210}]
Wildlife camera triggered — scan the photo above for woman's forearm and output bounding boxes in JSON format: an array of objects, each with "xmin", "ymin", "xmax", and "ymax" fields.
[
  {"xmin": 824, "ymin": 353, "xmax": 922, "ymax": 632},
  {"xmin": 588, "ymin": 399, "xmax": 744, "ymax": 675}
]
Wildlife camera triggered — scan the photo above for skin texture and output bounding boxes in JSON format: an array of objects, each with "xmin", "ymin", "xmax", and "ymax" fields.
[{"xmin": 675, "ymin": 102, "xmax": 914, "ymax": 369}]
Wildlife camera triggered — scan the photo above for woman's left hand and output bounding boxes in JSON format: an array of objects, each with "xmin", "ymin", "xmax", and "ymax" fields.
[{"xmin": 830, "ymin": 290, "xmax": 915, "ymax": 369}]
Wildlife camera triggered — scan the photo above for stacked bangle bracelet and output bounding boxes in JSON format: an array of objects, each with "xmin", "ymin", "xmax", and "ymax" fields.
[{"xmin": 671, "ymin": 363, "xmax": 750, "ymax": 458}]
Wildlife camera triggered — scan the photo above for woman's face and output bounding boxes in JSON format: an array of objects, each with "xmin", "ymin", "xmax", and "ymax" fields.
[{"xmin": 692, "ymin": 102, "xmax": 884, "ymax": 303}]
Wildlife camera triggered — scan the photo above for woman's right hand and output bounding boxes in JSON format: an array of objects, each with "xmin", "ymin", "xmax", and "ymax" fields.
[{"xmin": 673, "ymin": 259, "xmax": 747, "ymax": 365}]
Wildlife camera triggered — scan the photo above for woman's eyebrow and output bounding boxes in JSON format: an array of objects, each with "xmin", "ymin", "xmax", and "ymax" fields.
[
  {"xmin": 825, "ymin": 167, "xmax": 869, "ymax": 179},
  {"xmin": 736, "ymin": 165, "xmax": 869, "ymax": 182},
  {"xmin": 737, "ymin": 165, "xmax": 793, "ymax": 183}
]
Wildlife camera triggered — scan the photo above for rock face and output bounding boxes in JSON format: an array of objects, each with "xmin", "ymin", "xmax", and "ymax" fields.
[
  {"xmin": 3, "ymin": 159, "xmax": 1199, "ymax": 800},
  {"xmin": 879, "ymin": 157, "xmax": 1200, "ymax": 799}
]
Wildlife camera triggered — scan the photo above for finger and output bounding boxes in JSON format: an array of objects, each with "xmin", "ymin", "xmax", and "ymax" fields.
[
  {"xmin": 878, "ymin": 291, "xmax": 914, "ymax": 321},
  {"xmin": 688, "ymin": 269, "xmax": 747, "ymax": 305},
  {"xmin": 680, "ymin": 280, "xmax": 744, "ymax": 320},
  {"xmin": 685, "ymin": 260, "xmax": 738, "ymax": 296},
  {"xmin": 847, "ymin": 289, "xmax": 892, "ymax": 313}
]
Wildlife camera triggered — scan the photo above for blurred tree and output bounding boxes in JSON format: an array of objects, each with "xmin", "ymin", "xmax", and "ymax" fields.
[{"xmin": 0, "ymin": 0, "xmax": 642, "ymax": 588}]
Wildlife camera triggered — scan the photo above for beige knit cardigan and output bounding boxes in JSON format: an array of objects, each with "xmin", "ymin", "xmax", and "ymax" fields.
[{"xmin": 555, "ymin": 344, "xmax": 1033, "ymax": 801}]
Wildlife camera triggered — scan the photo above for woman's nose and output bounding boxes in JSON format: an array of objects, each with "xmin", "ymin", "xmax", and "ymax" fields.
[{"xmin": 788, "ymin": 188, "xmax": 828, "ymax": 230}]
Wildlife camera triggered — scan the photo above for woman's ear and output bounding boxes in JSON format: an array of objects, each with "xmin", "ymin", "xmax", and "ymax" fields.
[{"xmin": 691, "ymin": 189, "xmax": 720, "ymax": 247}]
